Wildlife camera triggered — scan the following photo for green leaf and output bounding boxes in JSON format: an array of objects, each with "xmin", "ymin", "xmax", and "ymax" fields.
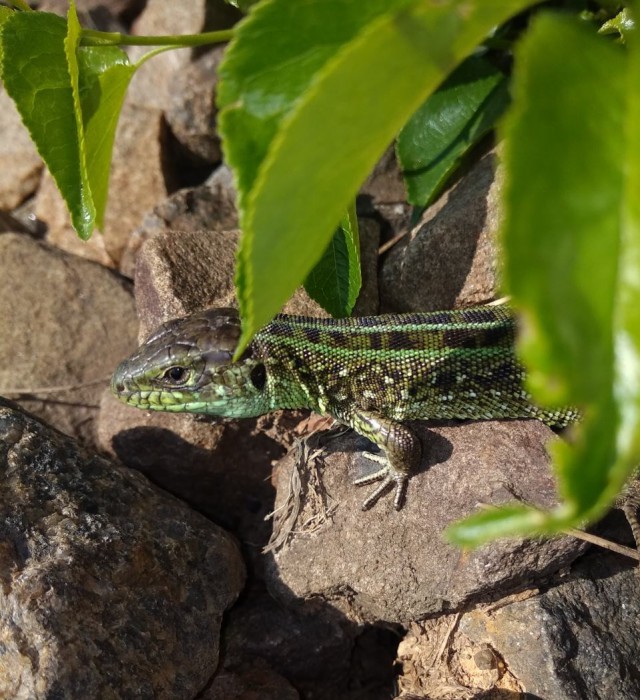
[
  {"xmin": 1, "ymin": 5, "xmax": 136, "ymax": 239},
  {"xmin": 397, "ymin": 54, "xmax": 509, "ymax": 207},
  {"xmin": 453, "ymin": 13, "xmax": 640, "ymax": 546},
  {"xmin": 65, "ymin": 2, "xmax": 96, "ymax": 238},
  {"xmin": 220, "ymin": 0, "xmax": 532, "ymax": 353},
  {"xmin": 447, "ymin": 504, "xmax": 551, "ymax": 547},
  {"xmin": 304, "ymin": 202, "xmax": 361, "ymax": 318},
  {"xmin": 77, "ymin": 46, "xmax": 135, "ymax": 229},
  {"xmin": 218, "ymin": 0, "xmax": 401, "ymax": 213},
  {"xmin": 0, "ymin": 6, "xmax": 13, "ymax": 83},
  {"xmin": 1, "ymin": 10, "xmax": 94, "ymax": 236}
]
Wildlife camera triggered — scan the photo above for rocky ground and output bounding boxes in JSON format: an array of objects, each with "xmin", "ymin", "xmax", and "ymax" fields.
[{"xmin": 1, "ymin": 1, "xmax": 640, "ymax": 699}]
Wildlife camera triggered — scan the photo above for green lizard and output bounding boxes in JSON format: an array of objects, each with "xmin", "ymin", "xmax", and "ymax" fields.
[{"xmin": 111, "ymin": 305, "xmax": 580, "ymax": 510}]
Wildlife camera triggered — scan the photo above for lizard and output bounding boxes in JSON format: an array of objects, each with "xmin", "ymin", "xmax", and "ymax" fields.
[{"xmin": 111, "ymin": 304, "xmax": 581, "ymax": 511}]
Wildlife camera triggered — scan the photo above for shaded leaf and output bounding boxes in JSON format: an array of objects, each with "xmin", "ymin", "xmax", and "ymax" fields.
[
  {"xmin": 397, "ymin": 54, "xmax": 509, "ymax": 207},
  {"xmin": 304, "ymin": 203, "xmax": 361, "ymax": 317}
]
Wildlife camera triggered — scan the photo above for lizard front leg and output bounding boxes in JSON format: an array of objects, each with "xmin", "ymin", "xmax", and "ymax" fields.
[{"xmin": 347, "ymin": 408, "xmax": 422, "ymax": 511}]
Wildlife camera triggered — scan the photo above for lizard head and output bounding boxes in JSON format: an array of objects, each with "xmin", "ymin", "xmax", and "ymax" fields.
[{"xmin": 111, "ymin": 307, "xmax": 269, "ymax": 418}]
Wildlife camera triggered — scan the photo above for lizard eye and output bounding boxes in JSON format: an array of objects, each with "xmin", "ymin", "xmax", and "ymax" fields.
[{"xmin": 162, "ymin": 366, "xmax": 189, "ymax": 383}]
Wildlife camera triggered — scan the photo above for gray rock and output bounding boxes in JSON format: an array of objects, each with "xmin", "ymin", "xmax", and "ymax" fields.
[
  {"xmin": 0, "ymin": 233, "xmax": 138, "ymax": 448},
  {"xmin": 266, "ymin": 420, "xmax": 588, "ymax": 624},
  {"xmin": 380, "ymin": 151, "xmax": 500, "ymax": 311},
  {"xmin": 166, "ymin": 46, "xmax": 226, "ymax": 165},
  {"xmin": 0, "ymin": 398, "xmax": 245, "ymax": 699},
  {"xmin": 0, "ymin": 87, "xmax": 43, "ymax": 211},
  {"xmin": 460, "ymin": 551, "xmax": 640, "ymax": 700}
]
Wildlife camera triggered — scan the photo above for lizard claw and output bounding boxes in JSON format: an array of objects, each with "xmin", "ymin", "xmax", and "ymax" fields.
[{"xmin": 355, "ymin": 463, "xmax": 408, "ymax": 511}]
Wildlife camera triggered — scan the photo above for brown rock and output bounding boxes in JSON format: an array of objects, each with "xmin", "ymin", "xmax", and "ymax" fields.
[
  {"xmin": 266, "ymin": 420, "xmax": 588, "ymax": 623},
  {"xmin": 102, "ymin": 101, "xmax": 171, "ymax": 264},
  {"xmin": 0, "ymin": 233, "xmax": 138, "ymax": 448},
  {"xmin": 35, "ymin": 100, "xmax": 170, "ymax": 268},
  {"xmin": 203, "ymin": 659, "xmax": 299, "ymax": 700},
  {"xmin": 351, "ymin": 216, "xmax": 381, "ymax": 316},
  {"xmin": 223, "ymin": 586, "xmax": 353, "ymax": 697},
  {"xmin": 127, "ymin": 0, "xmax": 216, "ymax": 112},
  {"xmin": 133, "ymin": 227, "xmax": 241, "ymax": 340},
  {"xmin": 166, "ymin": 46, "xmax": 226, "ymax": 165},
  {"xmin": 36, "ymin": 170, "xmax": 116, "ymax": 267},
  {"xmin": 0, "ymin": 88, "xmax": 43, "ymax": 210},
  {"xmin": 0, "ymin": 398, "xmax": 245, "ymax": 699},
  {"xmin": 120, "ymin": 165, "xmax": 239, "ymax": 279},
  {"xmin": 380, "ymin": 151, "xmax": 500, "ymax": 311},
  {"xmin": 359, "ymin": 146, "xmax": 412, "ymax": 246}
]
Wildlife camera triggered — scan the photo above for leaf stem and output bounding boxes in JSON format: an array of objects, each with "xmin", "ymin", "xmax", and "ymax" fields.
[
  {"xmin": 80, "ymin": 28, "xmax": 234, "ymax": 48},
  {"xmin": 5, "ymin": 0, "xmax": 32, "ymax": 11}
]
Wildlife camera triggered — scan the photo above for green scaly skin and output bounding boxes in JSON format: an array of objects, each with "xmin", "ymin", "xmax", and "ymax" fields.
[{"xmin": 111, "ymin": 306, "xmax": 579, "ymax": 510}]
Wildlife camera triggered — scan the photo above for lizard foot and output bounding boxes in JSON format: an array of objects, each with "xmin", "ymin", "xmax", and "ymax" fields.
[{"xmin": 354, "ymin": 455, "xmax": 408, "ymax": 511}]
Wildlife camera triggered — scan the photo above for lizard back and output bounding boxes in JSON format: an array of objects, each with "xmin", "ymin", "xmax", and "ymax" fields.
[{"xmin": 254, "ymin": 306, "xmax": 575, "ymax": 427}]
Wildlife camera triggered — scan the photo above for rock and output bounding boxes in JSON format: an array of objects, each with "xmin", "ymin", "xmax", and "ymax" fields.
[
  {"xmin": 266, "ymin": 420, "xmax": 588, "ymax": 624},
  {"xmin": 127, "ymin": 0, "xmax": 223, "ymax": 113},
  {"xmin": 133, "ymin": 227, "xmax": 241, "ymax": 340},
  {"xmin": 37, "ymin": 0, "xmax": 146, "ymax": 25},
  {"xmin": 102, "ymin": 101, "xmax": 172, "ymax": 264},
  {"xmin": 35, "ymin": 100, "xmax": 170, "ymax": 268},
  {"xmin": 359, "ymin": 146, "xmax": 412, "ymax": 244},
  {"xmin": 458, "ymin": 551, "xmax": 640, "ymax": 700},
  {"xmin": 0, "ymin": 398, "xmax": 245, "ymax": 699},
  {"xmin": 0, "ymin": 233, "xmax": 138, "ymax": 448},
  {"xmin": 352, "ymin": 216, "xmax": 381, "ymax": 315},
  {"xmin": 0, "ymin": 87, "xmax": 43, "ymax": 211},
  {"xmin": 202, "ymin": 659, "xmax": 299, "ymax": 700},
  {"xmin": 98, "ymin": 388, "xmax": 285, "ymax": 538},
  {"xmin": 380, "ymin": 151, "xmax": 500, "ymax": 311},
  {"xmin": 35, "ymin": 170, "xmax": 116, "ymax": 267},
  {"xmin": 120, "ymin": 165, "xmax": 239, "ymax": 279},
  {"xmin": 165, "ymin": 46, "xmax": 226, "ymax": 166},
  {"xmin": 223, "ymin": 586, "xmax": 354, "ymax": 698}
]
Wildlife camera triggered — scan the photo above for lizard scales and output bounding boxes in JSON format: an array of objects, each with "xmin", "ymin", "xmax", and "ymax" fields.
[{"xmin": 112, "ymin": 306, "xmax": 578, "ymax": 509}]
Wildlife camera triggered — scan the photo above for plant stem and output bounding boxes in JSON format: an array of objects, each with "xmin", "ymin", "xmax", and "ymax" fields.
[
  {"xmin": 5, "ymin": 0, "xmax": 32, "ymax": 11},
  {"xmin": 80, "ymin": 28, "xmax": 234, "ymax": 48}
]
